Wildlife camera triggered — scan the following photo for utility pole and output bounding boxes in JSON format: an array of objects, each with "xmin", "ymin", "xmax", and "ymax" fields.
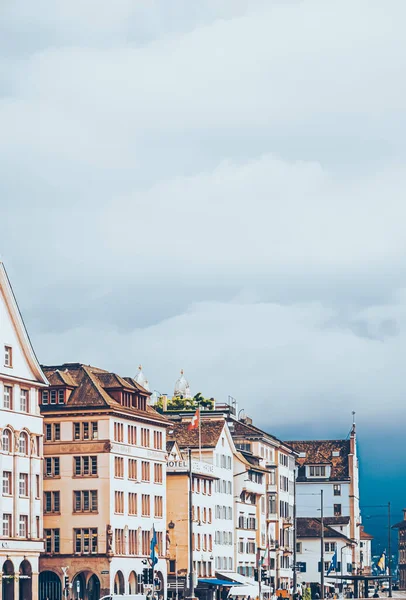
[
  {"xmin": 187, "ymin": 448, "xmax": 195, "ymax": 600},
  {"xmin": 320, "ymin": 490, "xmax": 324, "ymax": 600},
  {"xmin": 293, "ymin": 470, "xmax": 297, "ymax": 593},
  {"xmin": 388, "ymin": 502, "xmax": 392, "ymax": 598}
]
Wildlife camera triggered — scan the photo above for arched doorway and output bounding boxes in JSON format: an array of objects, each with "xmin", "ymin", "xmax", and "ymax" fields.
[
  {"xmin": 19, "ymin": 561, "xmax": 32, "ymax": 600},
  {"xmin": 88, "ymin": 574, "xmax": 100, "ymax": 600},
  {"xmin": 39, "ymin": 571, "xmax": 62, "ymax": 600},
  {"xmin": 2, "ymin": 560, "xmax": 15, "ymax": 600},
  {"xmin": 72, "ymin": 573, "xmax": 86, "ymax": 600},
  {"xmin": 113, "ymin": 571, "xmax": 125, "ymax": 595},
  {"xmin": 129, "ymin": 571, "xmax": 138, "ymax": 594},
  {"xmin": 155, "ymin": 571, "xmax": 164, "ymax": 593}
]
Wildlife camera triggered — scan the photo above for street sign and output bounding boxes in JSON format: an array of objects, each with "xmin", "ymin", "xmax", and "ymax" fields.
[{"xmin": 101, "ymin": 571, "xmax": 109, "ymax": 575}]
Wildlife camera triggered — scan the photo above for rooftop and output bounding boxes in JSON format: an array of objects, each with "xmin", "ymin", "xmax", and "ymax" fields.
[{"xmin": 287, "ymin": 439, "xmax": 351, "ymax": 480}]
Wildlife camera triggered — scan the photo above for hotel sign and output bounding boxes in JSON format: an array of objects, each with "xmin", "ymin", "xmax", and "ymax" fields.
[{"xmin": 166, "ymin": 458, "xmax": 214, "ymax": 475}]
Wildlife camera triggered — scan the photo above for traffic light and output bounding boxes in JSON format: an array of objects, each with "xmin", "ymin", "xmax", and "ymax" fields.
[
  {"xmin": 261, "ymin": 568, "xmax": 266, "ymax": 582},
  {"xmin": 254, "ymin": 568, "xmax": 259, "ymax": 582},
  {"xmin": 64, "ymin": 576, "xmax": 69, "ymax": 590},
  {"xmin": 143, "ymin": 569, "xmax": 149, "ymax": 584},
  {"xmin": 148, "ymin": 569, "xmax": 154, "ymax": 584}
]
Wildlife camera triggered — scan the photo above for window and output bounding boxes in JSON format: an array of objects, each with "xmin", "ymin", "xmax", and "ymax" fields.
[
  {"xmin": 45, "ymin": 423, "xmax": 60, "ymax": 442},
  {"xmin": 36, "ymin": 516, "xmax": 40, "ymax": 539},
  {"xmin": 2, "ymin": 427, "xmax": 13, "ymax": 456},
  {"xmin": 154, "ymin": 463, "xmax": 163, "ymax": 483},
  {"xmin": 36, "ymin": 474, "xmax": 40, "ymax": 498},
  {"xmin": 129, "ymin": 529, "xmax": 138, "ymax": 554},
  {"xmin": 74, "ymin": 456, "xmax": 97, "ymax": 476},
  {"xmin": 2, "ymin": 513, "xmax": 11, "ymax": 536},
  {"xmin": 129, "ymin": 459, "xmax": 137, "ymax": 480},
  {"xmin": 128, "ymin": 425, "xmax": 137, "ymax": 445},
  {"xmin": 19, "ymin": 432, "xmax": 28, "ymax": 454},
  {"xmin": 44, "ymin": 491, "xmax": 60, "ymax": 513},
  {"xmin": 153, "ymin": 431, "xmax": 163, "ymax": 449},
  {"xmin": 4, "ymin": 386, "xmax": 12, "ymax": 409},
  {"xmin": 19, "ymin": 515, "xmax": 28, "ymax": 538},
  {"xmin": 44, "ymin": 528, "xmax": 60, "ymax": 553},
  {"xmin": 154, "ymin": 496, "xmax": 163, "ymax": 517},
  {"xmin": 334, "ymin": 484, "xmax": 341, "ymax": 496},
  {"xmin": 114, "ymin": 457, "xmax": 124, "ymax": 478},
  {"xmin": 74, "ymin": 490, "xmax": 98, "ymax": 513},
  {"xmin": 2, "ymin": 471, "xmax": 12, "ymax": 495},
  {"xmin": 114, "ymin": 491, "xmax": 124, "ymax": 514},
  {"xmin": 74, "ymin": 528, "xmax": 98, "ymax": 554},
  {"xmin": 74, "ymin": 422, "xmax": 97, "ymax": 440},
  {"xmin": 247, "ymin": 541, "xmax": 256, "ymax": 554},
  {"xmin": 141, "ymin": 494, "xmax": 150, "ymax": 516},
  {"xmin": 142, "ymin": 530, "xmax": 151, "ymax": 555},
  {"xmin": 309, "ymin": 465, "xmax": 326, "ymax": 477},
  {"xmin": 42, "ymin": 390, "xmax": 49, "ymax": 405},
  {"xmin": 296, "ymin": 542, "xmax": 302, "ymax": 553},
  {"xmin": 141, "ymin": 461, "xmax": 150, "ymax": 482},
  {"xmin": 4, "ymin": 346, "xmax": 12, "ymax": 367},
  {"xmin": 334, "ymin": 504, "xmax": 342, "ymax": 516},
  {"xmin": 325, "ymin": 542, "xmax": 337, "ymax": 552},
  {"xmin": 45, "ymin": 457, "xmax": 60, "ymax": 477},
  {"xmin": 19, "ymin": 473, "xmax": 28, "ymax": 496},
  {"xmin": 114, "ymin": 422, "xmax": 124, "ymax": 442},
  {"xmin": 129, "ymin": 492, "xmax": 137, "ymax": 515},
  {"xmin": 141, "ymin": 428, "xmax": 150, "ymax": 447},
  {"xmin": 20, "ymin": 389, "xmax": 29, "ymax": 412}
]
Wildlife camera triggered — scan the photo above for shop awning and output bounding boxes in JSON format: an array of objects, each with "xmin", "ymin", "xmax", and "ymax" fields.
[
  {"xmin": 198, "ymin": 579, "xmax": 242, "ymax": 586},
  {"xmin": 216, "ymin": 572, "xmax": 270, "ymax": 596}
]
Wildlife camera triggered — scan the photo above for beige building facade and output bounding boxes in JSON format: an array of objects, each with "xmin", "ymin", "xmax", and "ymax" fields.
[{"xmin": 39, "ymin": 363, "xmax": 169, "ymax": 600}]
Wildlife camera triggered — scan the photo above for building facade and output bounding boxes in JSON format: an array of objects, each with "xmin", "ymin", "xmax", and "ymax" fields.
[
  {"xmin": 393, "ymin": 509, "xmax": 406, "ymax": 590},
  {"xmin": 166, "ymin": 440, "xmax": 216, "ymax": 600},
  {"xmin": 288, "ymin": 426, "xmax": 362, "ymax": 578},
  {"xmin": 0, "ymin": 261, "xmax": 49, "ymax": 600},
  {"xmin": 296, "ymin": 517, "xmax": 354, "ymax": 594},
  {"xmin": 39, "ymin": 363, "xmax": 169, "ymax": 600}
]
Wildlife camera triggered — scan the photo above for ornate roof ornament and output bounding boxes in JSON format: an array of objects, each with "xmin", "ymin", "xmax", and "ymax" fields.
[
  {"xmin": 174, "ymin": 369, "xmax": 192, "ymax": 399},
  {"xmin": 134, "ymin": 364, "xmax": 150, "ymax": 391}
]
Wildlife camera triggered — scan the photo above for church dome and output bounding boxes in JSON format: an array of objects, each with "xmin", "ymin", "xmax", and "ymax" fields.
[
  {"xmin": 174, "ymin": 369, "xmax": 191, "ymax": 399},
  {"xmin": 134, "ymin": 365, "xmax": 150, "ymax": 391}
]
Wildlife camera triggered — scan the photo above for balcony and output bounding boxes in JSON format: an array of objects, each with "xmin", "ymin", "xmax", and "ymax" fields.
[
  {"xmin": 267, "ymin": 512, "xmax": 278, "ymax": 521},
  {"xmin": 267, "ymin": 483, "xmax": 277, "ymax": 493}
]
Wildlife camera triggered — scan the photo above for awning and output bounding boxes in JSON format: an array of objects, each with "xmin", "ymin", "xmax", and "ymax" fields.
[
  {"xmin": 198, "ymin": 579, "xmax": 242, "ymax": 586},
  {"xmin": 216, "ymin": 572, "xmax": 270, "ymax": 596}
]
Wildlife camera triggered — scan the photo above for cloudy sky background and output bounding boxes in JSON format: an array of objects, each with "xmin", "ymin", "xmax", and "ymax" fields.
[{"xmin": 2, "ymin": 0, "xmax": 406, "ymax": 546}]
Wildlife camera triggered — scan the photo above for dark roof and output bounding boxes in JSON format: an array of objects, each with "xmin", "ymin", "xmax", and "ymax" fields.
[
  {"xmin": 286, "ymin": 439, "xmax": 351, "ymax": 480},
  {"xmin": 168, "ymin": 419, "xmax": 225, "ymax": 449},
  {"xmin": 230, "ymin": 419, "xmax": 296, "ymax": 453},
  {"xmin": 297, "ymin": 517, "xmax": 350, "ymax": 540},
  {"xmin": 324, "ymin": 516, "xmax": 351, "ymax": 526},
  {"xmin": 392, "ymin": 519, "xmax": 406, "ymax": 529},
  {"xmin": 41, "ymin": 363, "xmax": 169, "ymax": 425}
]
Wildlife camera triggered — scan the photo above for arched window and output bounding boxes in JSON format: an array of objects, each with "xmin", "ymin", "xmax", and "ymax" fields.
[
  {"xmin": 19, "ymin": 432, "xmax": 28, "ymax": 455},
  {"xmin": 2, "ymin": 429, "xmax": 11, "ymax": 452}
]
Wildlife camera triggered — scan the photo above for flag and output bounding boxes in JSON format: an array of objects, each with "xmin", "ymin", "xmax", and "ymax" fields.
[
  {"xmin": 377, "ymin": 551, "xmax": 386, "ymax": 572},
  {"xmin": 188, "ymin": 409, "xmax": 200, "ymax": 431},
  {"xmin": 150, "ymin": 527, "xmax": 158, "ymax": 566},
  {"xmin": 327, "ymin": 548, "xmax": 338, "ymax": 575}
]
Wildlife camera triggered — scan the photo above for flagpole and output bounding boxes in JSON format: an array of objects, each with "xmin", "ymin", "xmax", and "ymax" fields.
[{"xmin": 198, "ymin": 406, "xmax": 202, "ymax": 463}]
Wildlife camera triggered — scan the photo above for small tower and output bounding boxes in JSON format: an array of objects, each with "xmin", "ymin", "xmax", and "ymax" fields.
[
  {"xmin": 134, "ymin": 365, "xmax": 150, "ymax": 392},
  {"xmin": 174, "ymin": 369, "xmax": 192, "ymax": 399}
]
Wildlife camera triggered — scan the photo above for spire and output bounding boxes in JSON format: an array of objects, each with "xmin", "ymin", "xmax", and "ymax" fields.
[
  {"xmin": 174, "ymin": 369, "xmax": 191, "ymax": 399},
  {"xmin": 134, "ymin": 364, "xmax": 150, "ymax": 391}
]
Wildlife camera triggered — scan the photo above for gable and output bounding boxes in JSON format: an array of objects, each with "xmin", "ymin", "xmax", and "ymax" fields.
[{"xmin": 0, "ymin": 263, "xmax": 48, "ymax": 385}]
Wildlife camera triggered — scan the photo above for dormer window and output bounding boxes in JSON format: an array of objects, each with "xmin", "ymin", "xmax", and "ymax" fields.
[
  {"xmin": 4, "ymin": 345, "xmax": 12, "ymax": 367},
  {"xmin": 50, "ymin": 390, "xmax": 57, "ymax": 405},
  {"xmin": 58, "ymin": 390, "xmax": 64, "ymax": 404},
  {"xmin": 309, "ymin": 465, "xmax": 326, "ymax": 477},
  {"xmin": 332, "ymin": 451, "xmax": 340, "ymax": 457},
  {"xmin": 42, "ymin": 390, "xmax": 49, "ymax": 405}
]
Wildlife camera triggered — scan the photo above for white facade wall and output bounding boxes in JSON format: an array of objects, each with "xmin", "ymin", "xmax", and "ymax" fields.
[
  {"xmin": 0, "ymin": 265, "xmax": 47, "ymax": 598},
  {"xmin": 213, "ymin": 431, "xmax": 235, "ymax": 572},
  {"xmin": 296, "ymin": 537, "xmax": 353, "ymax": 587},
  {"xmin": 296, "ymin": 481, "xmax": 351, "ymax": 519}
]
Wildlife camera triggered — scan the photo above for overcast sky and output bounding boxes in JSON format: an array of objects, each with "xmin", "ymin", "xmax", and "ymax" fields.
[{"xmin": 1, "ymin": 0, "xmax": 406, "ymax": 527}]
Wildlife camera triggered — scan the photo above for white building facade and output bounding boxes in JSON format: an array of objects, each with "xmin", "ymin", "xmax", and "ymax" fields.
[{"xmin": 0, "ymin": 262, "xmax": 49, "ymax": 600}]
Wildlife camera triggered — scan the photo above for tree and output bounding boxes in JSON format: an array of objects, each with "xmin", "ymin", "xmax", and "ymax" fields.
[{"xmin": 155, "ymin": 393, "xmax": 214, "ymax": 413}]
